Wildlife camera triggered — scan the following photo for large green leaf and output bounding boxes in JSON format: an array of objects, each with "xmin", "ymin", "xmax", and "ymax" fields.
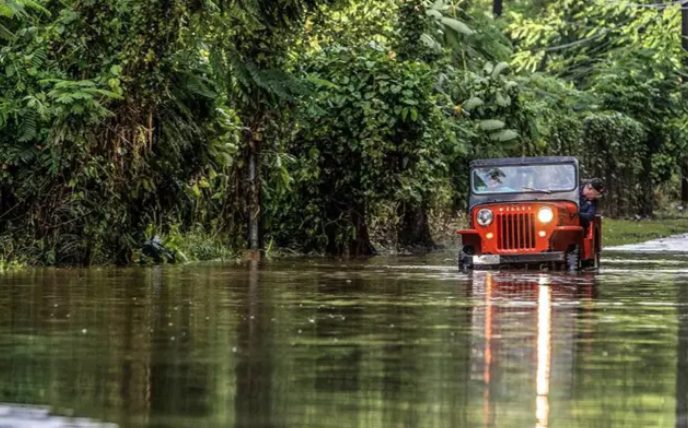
[
  {"xmin": 426, "ymin": 9, "xmax": 442, "ymax": 19},
  {"xmin": 495, "ymin": 92, "xmax": 511, "ymax": 107},
  {"xmin": 420, "ymin": 33, "xmax": 442, "ymax": 51},
  {"xmin": 462, "ymin": 96, "xmax": 484, "ymax": 110},
  {"xmin": 491, "ymin": 61, "xmax": 509, "ymax": 78},
  {"xmin": 479, "ymin": 119, "xmax": 505, "ymax": 131},
  {"xmin": 489, "ymin": 129, "xmax": 519, "ymax": 142},
  {"xmin": 440, "ymin": 17, "xmax": 474, "ymax": 36}
]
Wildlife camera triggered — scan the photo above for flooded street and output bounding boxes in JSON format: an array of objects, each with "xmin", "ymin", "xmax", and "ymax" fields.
[
  {"xmin": 1, "ymin": 251, "xmax": 688, "ymax": 427},
  {"xmin": 607, "ymin": 233, "xmax": 688, "ymax": 253}
]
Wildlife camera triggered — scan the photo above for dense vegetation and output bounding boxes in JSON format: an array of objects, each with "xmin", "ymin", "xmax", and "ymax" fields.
[{"xmin": 0, "ymin": 0, "xmax": 686, "ymax": 264}]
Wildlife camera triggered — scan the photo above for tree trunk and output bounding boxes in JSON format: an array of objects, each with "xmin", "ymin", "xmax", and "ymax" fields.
[
  {"xmin": 235, "ymin": 259, "xmax": 274, "ymax": 426},
  {"xmin": 493, "ymin": 0, "xmax": 503, "ymax": 17},
  {"xmin": 639, "ymin": 157, "xmax": 654, "ymax": 217},
  {"xmin": 324, "ymin": 200, "xmax": 343, "ymax": 256},
  {"xmin": 246, "ymin": 130, "xmax": 262, "ymax": 259},
  {"xmin": 639, "ymin": 135, "xmax": 661, "ymax": 218},
  {"xmin": 682, "ymin": 160, "xmax": 688, "ymax": 205},
  {"xmin": 348, "ymin": 204, "xmax": 376, "ymax": 257},
  {"xmin": 398, "ymin": 203, "xmax": 435, "ymax": 250},
  {"xmin": 681, "ymin": 5, "xmax": 688, "ymax": 205},
  {"xmin": 682, "ymin": 0, "xmax": 688, "ymax": 52}
]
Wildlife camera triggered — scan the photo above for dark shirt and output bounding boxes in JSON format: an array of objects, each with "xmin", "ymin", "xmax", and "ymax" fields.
[{"xmin": 579, "ymin": 191, "xmax": 597, "ymax": 226}]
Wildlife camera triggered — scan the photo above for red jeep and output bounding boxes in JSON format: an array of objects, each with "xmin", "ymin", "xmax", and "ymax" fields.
[{"xmin": 457, "ymin": 156, "xmax": 601, "ymax": 271}]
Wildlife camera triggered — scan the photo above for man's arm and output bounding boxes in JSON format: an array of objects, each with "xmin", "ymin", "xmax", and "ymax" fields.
[{"xmin": 579, "ymin": 201, "xmax": 596, "ymax": 224}]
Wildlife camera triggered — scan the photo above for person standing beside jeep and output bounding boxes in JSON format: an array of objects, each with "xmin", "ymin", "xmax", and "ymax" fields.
[{"xmin": 580, "ymin": 178, "xmax": 605, "ymax": 227}]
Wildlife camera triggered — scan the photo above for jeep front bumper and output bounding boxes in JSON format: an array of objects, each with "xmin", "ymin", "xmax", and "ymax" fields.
[{"xmin": 469, "ymin": 252, "xmax": 565, "ymax": 266}]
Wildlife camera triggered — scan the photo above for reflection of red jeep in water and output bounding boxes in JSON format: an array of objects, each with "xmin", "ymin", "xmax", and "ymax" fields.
[
  {"xmin": 457, "ymin": 156, "xmax": 601, "ymax": 272},
  {"xmin": 469, "ymin": 272, "xmax": 597, "ymax": 427}
]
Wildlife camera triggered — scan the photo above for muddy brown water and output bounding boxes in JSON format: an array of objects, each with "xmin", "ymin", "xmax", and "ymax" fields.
[{"xmin": 0, "ymin": 251, "xmax": 688, "ymax": 427}]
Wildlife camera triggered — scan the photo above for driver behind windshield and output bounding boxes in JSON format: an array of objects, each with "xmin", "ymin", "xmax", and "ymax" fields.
[
  {"xmin": 474, "ymin": 165, "xmax": 575, "ymax": 193},
  {"xmin": 476, "ymin": 169, "xmax": 513, "ymax": 192}
]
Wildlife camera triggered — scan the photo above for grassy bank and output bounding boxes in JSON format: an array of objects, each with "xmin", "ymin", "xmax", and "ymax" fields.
[
  {"xmin": 0, "ymin": 259, "xmax": 25, "ymax": 273},
  {"xmin": 3, "ymin": 216, "xmax": 686, "ymax": 269},
  {"xmin": 603, "ymin": 216, "xmax": 688, "ymax": 247}
]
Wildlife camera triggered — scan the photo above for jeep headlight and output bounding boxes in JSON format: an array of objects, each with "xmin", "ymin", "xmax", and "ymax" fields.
[
  {"xmin": 476, "ymin": 208, "xmax": 493, "ymax": 227},
  {"xmin": 537, "ymin": 207, "xmax": 554, "ymax": 224}
]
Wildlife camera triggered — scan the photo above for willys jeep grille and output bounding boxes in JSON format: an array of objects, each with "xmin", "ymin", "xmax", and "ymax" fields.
[{"xmin": 496, "ymin": 211, "xmax": 536, "ymax": 250}]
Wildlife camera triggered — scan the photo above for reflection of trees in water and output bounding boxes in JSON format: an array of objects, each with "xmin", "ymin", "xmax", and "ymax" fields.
[
  {"xmin": 310, "ymin": 274, "xmax": 475, "ymax": 428},
  {"xmin": 0, "ymin": 266, "xmax": 242, "ymax": 426},
  {"xmin": 6, "ymin": 264, "xmax": 688, "ymax": 427},
  {"xmin": 0, "ymin": 269, "xmax": 157, "ymax": 422},
  {"xmin": 378, "ymin": 278, "xmax": 419, "ymax": 428},
  {"xmin": 234, "ymin": 260, "xmax": 277, "ymax": 428},
  {"xmin": 568, "ymin": 274, "xmax": 678, "ymax": 426},
  {"xmin": 149, "ymin": 266, "xmax": 214, "ymax": 419},
  {"xmin": 676, "ymin": 284, "xmax": 688, "ymax": 428},
  {"xmin": 313, "ymin": 277, "xmax": 365, "ymax": 394},
  {"xmin": 118, "ymin": 268, "xmax": 154, "ymax": 425}
]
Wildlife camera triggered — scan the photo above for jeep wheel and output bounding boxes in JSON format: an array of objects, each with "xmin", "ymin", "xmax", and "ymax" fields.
[
  {"xmin": 458, "ymin": 251, "xmax": 473, "ymax": 273},
  {"xmin": 582, "ymin": 251, "xmax": 601, "ymax": 271}
]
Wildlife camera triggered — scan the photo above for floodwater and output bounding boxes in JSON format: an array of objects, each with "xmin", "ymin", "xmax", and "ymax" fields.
[
  {"xmin": 0, "ymin": 250, "xmax": 688, "ymax": 427},
  {"xmin": 607, "ymin": 233, "xmax": 688, "ymax": 253}
]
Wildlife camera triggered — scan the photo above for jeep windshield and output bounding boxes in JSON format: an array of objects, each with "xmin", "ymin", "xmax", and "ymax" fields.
[{"xmin": 472, "ymin": 163, "xmax": 576, "ymax": 194}]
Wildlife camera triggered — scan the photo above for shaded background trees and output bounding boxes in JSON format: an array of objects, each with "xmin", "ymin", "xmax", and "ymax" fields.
[{"xmin": 0, "ymin": 0, "xmax": 687, "ymax": 263}]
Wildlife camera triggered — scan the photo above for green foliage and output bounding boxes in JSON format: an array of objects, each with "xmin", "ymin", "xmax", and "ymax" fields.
[
  {"xmin": 396, "ymin": 0, "xmax": 438, "ymax": 62},
  {"xmin": 507, "ymin": 0, "xmax": 688, "ymax": 215},
  {"xmin": 302, "ymin": 0, "xmax": 399, "ymax": 50},
  {"xmin": 0, "ymin": 0, "xmax": 240, "ymax": 264},
  {"xmin": 456, "ymin": 61, "xmax": 536, "ymax": 156},
  {"xmin": 424, "ymin": 0, "xmax": 511, "ymax": 65},
  {"xmin": 137, "ymin": 224, "xmax": 235, "ymax": 263},
  {"xmin": 0, "ymin": 0, "xmax": 48, "ymax": 39},
  {"xmin": 580, "ymin": 112, "xmax": 647, "ymax": 217},
  {"xmin": 1, "ymin": 0, "xmax": 687, "ymax": 263},
  {"xmin": 509, "ymin": 0, "xmax": 639, "ymax": 79},
  {"xmin": 270, "ymin": 46, "xmax": 451, "ymax": 253},
  {"xmin": 0, "ymin": 258, "xmax": 23, "ymax": 273}
]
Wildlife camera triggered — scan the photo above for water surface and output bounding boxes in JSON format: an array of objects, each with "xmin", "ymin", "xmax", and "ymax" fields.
[{"xmin": 1, "ymin": 251, "xmax": 687, "ymax": 427}]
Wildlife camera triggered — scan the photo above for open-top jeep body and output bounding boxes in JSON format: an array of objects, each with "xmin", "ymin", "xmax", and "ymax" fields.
[{"xmin": 457, "ymin": 156, "xmax": 601, "ymax": 271}]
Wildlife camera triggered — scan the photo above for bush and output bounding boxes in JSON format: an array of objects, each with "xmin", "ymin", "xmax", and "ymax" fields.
[{"xmin": 581, "ymin": 112, "xmax": 647, "ymax": 217}]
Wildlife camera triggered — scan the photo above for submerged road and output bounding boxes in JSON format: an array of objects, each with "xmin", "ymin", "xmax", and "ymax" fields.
[
  {"xmin": 0, "ymin": 239, "xmax": 687, "ymax": 427},
  {"xmin": 606, "ymin": 233, "xmax": 688, "ymax": 253}
]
